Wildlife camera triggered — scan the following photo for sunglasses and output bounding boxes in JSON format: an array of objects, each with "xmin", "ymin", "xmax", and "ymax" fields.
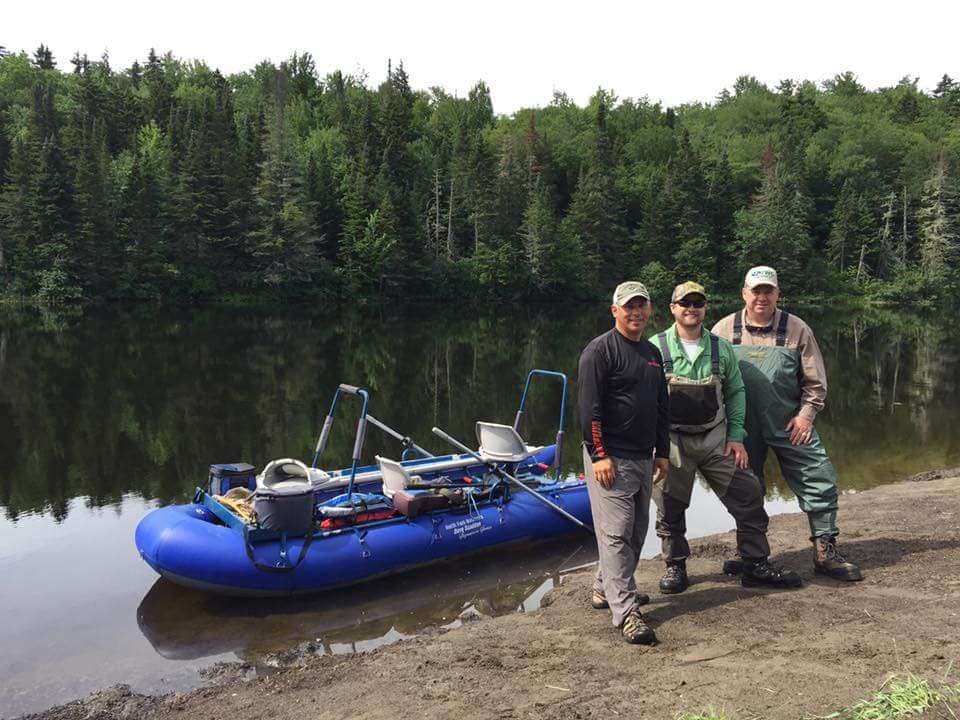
[{"xmin": 674, "ymin": 298, "xmax": 706, "ymax": 308}]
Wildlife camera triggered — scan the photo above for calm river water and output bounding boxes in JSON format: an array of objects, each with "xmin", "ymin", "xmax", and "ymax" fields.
[{"xmin": 1, "ymin": 302, "xmax": 957, "ymax": 717}]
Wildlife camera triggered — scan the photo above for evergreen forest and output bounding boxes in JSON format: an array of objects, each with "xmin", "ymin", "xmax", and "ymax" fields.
[{"xmin": 1, "ymin": 46, "xmax": 959, "ymax": 306}]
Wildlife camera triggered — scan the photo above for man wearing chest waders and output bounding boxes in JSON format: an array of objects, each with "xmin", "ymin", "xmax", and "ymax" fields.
[
  {"xmin": 578, "ymin": 280, "xmax": 669, "ymax": 645},
  {"xmin": 652, "ymin": 281, "xmax": 802, "ymax": 594},
  {"xmin": 711, "ymin": 266, "xmax": 862, "ymax": 582}
]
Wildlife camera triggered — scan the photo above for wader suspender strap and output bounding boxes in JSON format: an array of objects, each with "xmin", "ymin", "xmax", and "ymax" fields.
[
  {"xmin": 658, "ymin": 332, "xmax": 718, "ymax": 375},
  {"xmin": 732, "ymin": 312, "xmax": 743, "ymax": 345},
  {"xmin": 776, "ymin": 311, "xmax": 790, "ymax": 347},
  {"xmin": 656, "ymin": 333, "xmax": 673, "ymax": 375}
]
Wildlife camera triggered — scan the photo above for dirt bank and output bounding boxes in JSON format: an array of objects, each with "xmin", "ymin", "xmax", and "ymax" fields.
[{"xmin": 26, "ymin": 469, "xmax": 960, "ymax": 720}]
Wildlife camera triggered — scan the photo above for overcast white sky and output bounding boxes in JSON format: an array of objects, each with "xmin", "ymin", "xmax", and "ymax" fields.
[{"xmin": 5, "ymin": 0, "xmax": 959, "ymax": 114}]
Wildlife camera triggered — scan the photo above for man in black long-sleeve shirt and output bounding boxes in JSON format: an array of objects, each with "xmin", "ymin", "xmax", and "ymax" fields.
[{"xmin": 578, "ymin": 280, "xmax": 669, "ymax": 645}]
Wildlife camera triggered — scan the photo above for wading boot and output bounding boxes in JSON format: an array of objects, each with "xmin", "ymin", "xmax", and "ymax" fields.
[
  {"xmin": 620, "ymin": 607, "xmax": 657, "ymax": 645},
  {"xmin": 741, "ymin": 558, "xmax": 802, "ymax": 588},
  {"xmin": 659, "ymin": 560, "xmax": 689, "ymax": 594},
  {"xmin": 591, "ymin": 589, "xmax": 649, "ymax": 610},
  {"xmin": 722, "ymin": 556, "xmax": 744, "ymax": 576},
  {"xmin": 813, "ymin": 535, "xmax": 863, "ymax": 581}
]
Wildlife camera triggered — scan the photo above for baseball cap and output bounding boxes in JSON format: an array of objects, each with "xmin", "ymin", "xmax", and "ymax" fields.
[
  {"xmin": 612, "ymin": 281, "xmax": 650, "ymax": 306},
  {"xmin": 671, "ymin": 281, "xmax": 707, "ymax": 303},
  {"xmin": 744, "ymin": 266, "xmax": 779, "ymax": 289}
]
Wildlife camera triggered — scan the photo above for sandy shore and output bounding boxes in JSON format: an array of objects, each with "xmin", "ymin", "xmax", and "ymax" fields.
[{"xmin": 25, "ymin": 468, "xmax": 960, "ymax": 720}]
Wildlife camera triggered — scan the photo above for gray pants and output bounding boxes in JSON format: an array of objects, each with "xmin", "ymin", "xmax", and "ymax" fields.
[
  {"xmin": 653, "ymin": 424, "xmax": 769, "ymax": 562},
  {"xmin": 583, "ymin": 447, "xmax": 653, "ymax": 627}
]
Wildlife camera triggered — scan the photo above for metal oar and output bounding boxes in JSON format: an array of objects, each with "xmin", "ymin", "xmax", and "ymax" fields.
[
  {"xmin": 366, "ymin": 414, "xmax": 433, "ymax": 459},
  {"xmin": 431, "ymin": 426, "xmax": 594, "ymax": 536}
]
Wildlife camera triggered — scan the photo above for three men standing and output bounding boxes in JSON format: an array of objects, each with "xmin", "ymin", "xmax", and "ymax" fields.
[
  {"xmin": 651, "ymin": 281, "xmax": 801, "ymax": 593},
  {"xmin": 579, "ymin": 268, "xmax": 860, "ymax": 645},
  {"xmin": 711, "ymin": 266, "xmax": 862, "ymax": 581}
]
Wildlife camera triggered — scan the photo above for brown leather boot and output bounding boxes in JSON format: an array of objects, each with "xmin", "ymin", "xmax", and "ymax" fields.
[{"xmin": 812, "ymin": 535, "xmax": 863, "ymax": 581}]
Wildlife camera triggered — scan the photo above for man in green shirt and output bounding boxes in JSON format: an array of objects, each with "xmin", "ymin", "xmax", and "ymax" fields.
[{"xmin": 651, "ymin": 281, "xmax": 801, "ymax": 594}]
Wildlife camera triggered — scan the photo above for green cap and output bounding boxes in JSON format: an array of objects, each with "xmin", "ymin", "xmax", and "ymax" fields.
[
  {"xmin": 671, "ymin": 281, "xmax": 707, "ymax": 303},
  {"xmin": 612, "ymin": 281, "xmax": 650, "ymax": 306}
]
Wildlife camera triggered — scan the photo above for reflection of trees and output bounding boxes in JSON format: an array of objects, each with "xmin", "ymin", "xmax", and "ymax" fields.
[
  {"xmin": 794, "ymin": 307, "xmax": 960, "ymax": 491},
  {"xmin": 5, "ymin": 304, "xmax": 955, "ymax": 520},
  {"xmin": 0, "ymin": 305, "xmax": 602, "ymax": 520}
]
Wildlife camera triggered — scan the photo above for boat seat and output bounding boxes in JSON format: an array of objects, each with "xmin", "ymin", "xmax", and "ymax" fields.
[
  {"xmin": 375, "ymin": 456, "xmax": 422, "ymax": 499},
  {"xmin": 475, "ymin": 422, "xmax": 544, "ymax": 464}
]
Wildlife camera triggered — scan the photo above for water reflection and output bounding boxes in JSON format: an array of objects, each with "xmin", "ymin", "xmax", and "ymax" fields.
[
  {"xmin": 1, "ymin": 304, "xmax": 957, "ymax": 525},
  {"xmin": 136, "ymin": 536, "xmax": 596, "ymax": 663}
]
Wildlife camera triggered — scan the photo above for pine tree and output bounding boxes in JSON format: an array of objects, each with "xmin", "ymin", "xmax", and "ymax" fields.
[
  {"xmin": 734, "ymin": 145, "xmax": 812, "ymax": 291},
  {"xmin": 247, "ymin": 69, "xmax": 315, "ymax": 290},
  {"xmin": 568, "ymin": 92, "xmax": 627, "ymax": 283},
  {"xmin": 917, "ymin": 154, "xmax": 959, "ymax": 281},
  {"xmin": 32, "ymin": 45, "xmax": 55, "ymax": 70},
  {"xmin": 0, "ymin": 83, "xmax": 79, "ymax": 302},
  {"xmin": 827, "ymin": 179, "xmax": 874, "ymax": 278}
]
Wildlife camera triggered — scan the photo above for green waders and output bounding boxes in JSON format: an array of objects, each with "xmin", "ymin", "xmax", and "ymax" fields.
[
  {"xmin": 652, "ymin": 333, "xmax": 770, "ymax": 563},
  {"xmin": 731, "ymin": 311, "xmax": 839, "ymax": 538}
]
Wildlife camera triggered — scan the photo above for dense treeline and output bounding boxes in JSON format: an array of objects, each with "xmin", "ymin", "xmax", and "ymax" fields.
[{"xmin": 1, "ymin": 46, "xmax": 959, "ymax": 305}]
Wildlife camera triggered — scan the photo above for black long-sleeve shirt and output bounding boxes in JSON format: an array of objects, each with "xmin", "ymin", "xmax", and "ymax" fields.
[{"xmin": 578, "ymin": 328, "xmax": 670, "ymax": 461}]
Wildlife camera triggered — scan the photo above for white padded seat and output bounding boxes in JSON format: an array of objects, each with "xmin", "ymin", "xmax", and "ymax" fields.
[
  {"xmin": 475, "ymin": 422, "xmax": 543, "ymax": 464},
  {"xmin": 375, "ymin": 455, "xmax": 422, "ymax": 499}
]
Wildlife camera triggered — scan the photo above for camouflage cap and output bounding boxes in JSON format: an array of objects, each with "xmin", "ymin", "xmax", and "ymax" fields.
[
  {"xmin": 671, "ymin": 281, "xmax": 707, "ymax": 303},
  {"xmin": 612, "ymin": 281, "xmax": 650, "ymax": 305}
]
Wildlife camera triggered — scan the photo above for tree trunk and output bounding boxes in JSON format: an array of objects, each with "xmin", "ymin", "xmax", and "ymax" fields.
[
  {"xmin": 446, "ymin": 175, "xmax": 455, "ymax": 260},
  {"xmin": 855, "ymin": 242, "xmax": 867, "ymax": 283},
  {"xmin": 890, "ymin": 342, "xmax": 901, "ymax": 416},
  {"xmin": 899, "ymin": 185, "xmax": 909, "ymax": 263},
  {"xmin": 434, "ymin": 169, "xmax": 441, "ymax": 256},
  {"xmin": 446, "ymin": 337, "xmax": 453, "ymax": 419}
]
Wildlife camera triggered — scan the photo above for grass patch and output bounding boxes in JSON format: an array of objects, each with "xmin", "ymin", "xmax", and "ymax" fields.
[
  {"xmin": 676, "ymin": 671, "xmax": 960, "ymax": 720},
  {"xmin": 825, "ymin": 672, "xmax": 959, "ymax": 720}
]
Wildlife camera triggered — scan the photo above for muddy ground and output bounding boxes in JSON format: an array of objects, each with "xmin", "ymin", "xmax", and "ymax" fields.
[{"xmin": 26, "ymin": 469, "xmax": 960, "ymax": 720}]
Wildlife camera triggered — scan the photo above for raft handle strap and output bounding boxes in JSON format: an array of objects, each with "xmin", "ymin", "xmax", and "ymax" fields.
[{"xmin": 244, "ymin": 528, "xmax": 315, "ymax": 574}]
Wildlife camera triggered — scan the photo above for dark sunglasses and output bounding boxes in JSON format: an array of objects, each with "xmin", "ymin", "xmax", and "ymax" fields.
[{"xmin": 674, "ymin": 298, "xmax": 706, "ymax": 308}]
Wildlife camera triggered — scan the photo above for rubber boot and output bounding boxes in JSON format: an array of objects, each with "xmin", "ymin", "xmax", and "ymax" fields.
[
  {"xmin": 722, "ymin": 556, "xmax": 744, "ymax": 576},
  {"xmin": 813, "ymin": 535, "xmax": 863, "ymax": 581}
]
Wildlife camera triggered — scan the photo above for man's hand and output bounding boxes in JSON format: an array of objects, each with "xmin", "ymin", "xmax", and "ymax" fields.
[
  {"xmin": 723, "ymin": 441, "xmax": 750, "ymax": 469},
  {"xmin": 786, "ymin": 416, "xmax": 814, "ymax": 446},
  {"xmin": 654, "ymin": 457, "xmax": 670, "ymax": 483},
  {"xmin": 592, "ymin": 457, "xmax": 615, "ymax": 489}
]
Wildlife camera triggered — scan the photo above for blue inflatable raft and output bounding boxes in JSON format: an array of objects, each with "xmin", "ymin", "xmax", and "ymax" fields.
[{"xmin": 135, "ymin": 370, "xmax": 595, "ymax": 596}]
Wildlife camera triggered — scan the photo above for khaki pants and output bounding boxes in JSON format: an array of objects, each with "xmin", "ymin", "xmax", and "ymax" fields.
[
  {"xmin": 653, "ymin": 423, "xmax": 769, "ymax": 562},
  {"xmin": 583, "ymin": 446, "xmax": 653, "ymax": 627}
]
